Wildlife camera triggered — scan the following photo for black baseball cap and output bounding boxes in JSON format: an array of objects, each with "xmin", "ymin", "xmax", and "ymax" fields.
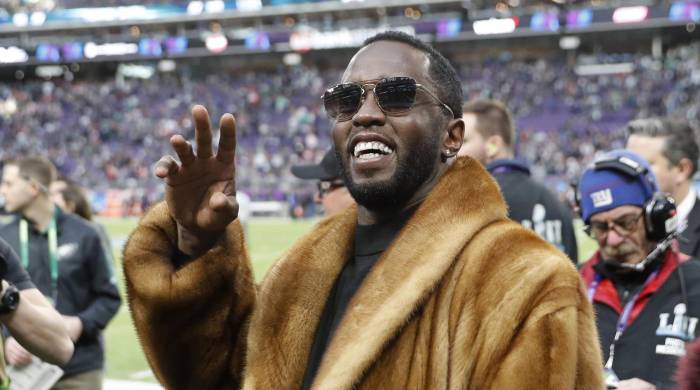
[{"xmin": 291, "ymin": 149, "xmax": 341, "ymax": 181}]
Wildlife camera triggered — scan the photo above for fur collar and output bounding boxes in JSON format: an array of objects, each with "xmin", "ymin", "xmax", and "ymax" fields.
[{"xmin": 244, "ymin": 156, "xmax": 508, "ymax": 389}]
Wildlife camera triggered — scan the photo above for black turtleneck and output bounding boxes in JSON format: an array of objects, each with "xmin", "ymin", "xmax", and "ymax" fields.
[{"xmin": 300, "ymin": 207, "xmax": 417, "ymax": 390}]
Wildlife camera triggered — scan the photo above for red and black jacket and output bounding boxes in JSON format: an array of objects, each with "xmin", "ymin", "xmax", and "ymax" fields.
[{"xmin": 580, "ymin": 249, "xmax": 700, "ymax": 389}]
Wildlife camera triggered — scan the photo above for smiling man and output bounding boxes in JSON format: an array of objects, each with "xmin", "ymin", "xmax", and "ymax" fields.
[{"xmin": 124, "ymin": 32, "xmax": 603, "ymax": 390}]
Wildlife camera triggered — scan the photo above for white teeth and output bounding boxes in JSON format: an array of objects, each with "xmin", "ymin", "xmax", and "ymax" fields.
[
  {"xmin": 353, "ymin": 141, "xmax": 394, "ymax": 158},
  {"xmin": 358, "ymin": 153, "xmax": 381, "ymax": 160}
]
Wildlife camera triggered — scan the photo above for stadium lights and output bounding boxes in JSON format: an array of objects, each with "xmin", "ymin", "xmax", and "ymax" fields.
[
  {"xmin": 35, "ymin": 65, "xmax": 64, "ymax": 78},
  {"xmin": 472, "ymin": 17, "xmax": 518, "ymax": 35},
  {"xmin": 157, "ymin": 60, "xmax": 176, "ymax": 72},
  {"xmin": 30, "ymin": 12, "xmax": 46, "ymax": 26},
  {"xmin": 187, "ymin": 1, "xmax": 204, "ymax": 15},
  {"xmin": 0, "ymin": 47, "xmax": 29, "ymax": 63},
  {"xmin": 12, "ymin": 13, "xmax": 29, "ymax": 27},
  {"xmin": 559, "ymin": 36, "xmax": 580, "ymax": 50},
  {"xmin": 237, "ymin": 0, "xmax": 263, "ymax": 12},
  {"xmin": 205, "ymin": 33, "xmax": 228, "ymax": 53},
  {"xmin": 612, "ymin": 6, "xmax": 649, "ymax": 24},
  {"xmin": 84, "ymin": 42, "xmax": 139, "ymax": 59},
  {"xmin": 289, "ymin": 26, "xmax": 415, "ymax": 51},
  {"xmin": 117, "ymin": 64, "xmax": 155, "ymax": 79},
  {"xmin": 283, "ymin": 52, "xmax": 301, "ymax": 66},
  {"xmin": 205, "ymin": 0, "xmax": 225, "ymax": 13},
  {"xmin": 669, "ymin": 1, "xmax": 700, "ymax": 22},
  {"xmin": 574, "ymin": 63, "xmax": 635, "ymax": 76}
]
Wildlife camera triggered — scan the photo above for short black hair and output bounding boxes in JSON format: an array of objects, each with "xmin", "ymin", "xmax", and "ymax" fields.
[
  {"xmin": 627, "ymin": 118, "xmax": 699, "ymax": 177},
  {"xmin": 363, "ymin": 31, "xmax": 462, "ymax": 119}
]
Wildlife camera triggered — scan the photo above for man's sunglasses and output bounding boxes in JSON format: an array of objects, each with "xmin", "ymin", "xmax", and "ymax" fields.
[{"xmin": 321, "ymin": 76, "xmax": 454, "ymax": 122}]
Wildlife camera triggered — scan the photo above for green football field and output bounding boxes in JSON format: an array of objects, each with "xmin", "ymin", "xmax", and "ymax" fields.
[{"xmin": 100, "ymin": 216, "xmax": 597, "ymax": 382}]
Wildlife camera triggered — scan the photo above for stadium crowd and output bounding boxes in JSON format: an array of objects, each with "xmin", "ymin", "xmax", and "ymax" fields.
[
  {"xmin": 0, "ymin": 43, "xmax": 699, "ymax": 212},
  {"xmin": 0, "ymin": 0, "xmax": 601, "ymax": 13}
]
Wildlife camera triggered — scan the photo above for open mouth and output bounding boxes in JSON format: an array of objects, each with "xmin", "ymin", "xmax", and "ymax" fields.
[{"xmin": 352, "ymin": 141, "xmax": 395, "ymax": 160}]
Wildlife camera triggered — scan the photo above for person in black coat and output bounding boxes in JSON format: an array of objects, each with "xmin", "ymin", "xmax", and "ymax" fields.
[
  {"xmin": 627, "ymin": 118, "xmax": 700, "ymax": 260},
  {"xmin": 458, "ymin": 98, "xmax": 578, "ymax": 263}
]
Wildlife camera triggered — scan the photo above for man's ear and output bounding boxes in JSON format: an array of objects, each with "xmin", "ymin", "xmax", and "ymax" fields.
[
  {"xmin": 441, "ymin": 117, "xmax": 465, "ymax": 159},
  {"xmin": 676, "ymin": 157, "xmax": 695, "ymax": 182},
  {"xmin": 485, "ymin": 135, "xmax": 504, "ymax": 158}
]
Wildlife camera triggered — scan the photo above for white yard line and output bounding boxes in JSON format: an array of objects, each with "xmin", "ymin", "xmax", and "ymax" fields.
[
  {"xmin": 129, "ymin": 370, "xmax": 156, "ymax": 380},
  {"xmin": 104, "ymin": 379, "xmax": 163, "ymax": 390}
]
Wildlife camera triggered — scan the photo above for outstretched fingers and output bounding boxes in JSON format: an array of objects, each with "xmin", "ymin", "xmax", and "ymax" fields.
[
  {"xmin": 171, "ymin": 135, "xmax": 195, "ymax": 166},
  {"xmin": 192, "ymin": 105, "xmax": 214, "ymax": 159},
  {"xmin": 216, "ymin": 113, "xmax": 237, "ymax": 164},
  {"xmin": 154, "ymin": 155, "xmax": 180, "ymax": 179}
]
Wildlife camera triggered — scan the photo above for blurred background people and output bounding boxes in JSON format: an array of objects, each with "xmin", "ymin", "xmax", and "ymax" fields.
[
  {"xmin": 50, "ymin": 177, "xmax": 115, "ymax": 267},
  {"xmin": 577, "ymin": 149, "xmax": 700, "ymax": 390},
  {"xmin": 0, "ymin": 156, "xmax": 121, "ymax": 390},
  {"xmin": 458, "ymin": 99, "xmax": 578, "ymax": 263},
  {"xmin": 626, "ymin": 118, "xmax": 700, "ymax": 260},
  {"xmin": 291, "ymin": 149, "xmax": 354, "ymax": 217}
]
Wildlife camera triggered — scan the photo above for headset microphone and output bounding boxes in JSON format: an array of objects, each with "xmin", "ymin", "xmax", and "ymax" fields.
[{"xmin": 616, "ymin": 231, "xmax": 680, "ymax": 272}]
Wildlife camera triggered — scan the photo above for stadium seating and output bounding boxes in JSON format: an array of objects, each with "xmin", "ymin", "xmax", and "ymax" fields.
[{"xmin": 1, "ymin": 44, "xmax": 698, "ymax": 212}]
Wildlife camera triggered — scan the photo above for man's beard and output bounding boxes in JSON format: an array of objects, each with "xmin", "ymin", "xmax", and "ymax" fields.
[{"xmin": 337, "ymin": 133, "xmax": 442, "ymax": 212}]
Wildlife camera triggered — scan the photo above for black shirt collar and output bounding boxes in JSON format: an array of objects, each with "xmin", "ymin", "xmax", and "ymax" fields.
[{"xmin": 354, "ymin": 206, "xmax": 419, "ymax": 256}]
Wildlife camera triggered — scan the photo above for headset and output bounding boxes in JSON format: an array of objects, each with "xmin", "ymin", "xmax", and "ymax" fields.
[{"xmin": 576, "ymin": 154, "xmax": 678, "ymax": 243}]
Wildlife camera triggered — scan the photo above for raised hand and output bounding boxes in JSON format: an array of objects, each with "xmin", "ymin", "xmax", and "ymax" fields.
[{"xmin": 154, "ymin": 105, "xmax": 239, "ymax": 256}]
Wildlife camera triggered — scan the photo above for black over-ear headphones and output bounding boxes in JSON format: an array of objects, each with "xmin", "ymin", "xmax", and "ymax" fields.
[{"xmin": 576, "ymin": 155, "xmax": 678, "ymax": 242}]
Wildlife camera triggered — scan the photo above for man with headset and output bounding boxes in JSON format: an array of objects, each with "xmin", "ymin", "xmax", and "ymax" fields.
[{"xmin": 578, "ymin": 149, "xmax": 700, "ymax": 390}]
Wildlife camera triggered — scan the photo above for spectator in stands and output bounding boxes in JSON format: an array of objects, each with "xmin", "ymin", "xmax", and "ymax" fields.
[
  {"xmin": 291, "ymin": 149, "xmax": 354, "ymax": 217},
  {"xmin": 577, "ymin": 149, "xmax": 700, "ymax": 389},
  {"xmin": 123, "ymin": 31, "xmax": 603, "ymax": 389},
  {"xmin": 0, "ymin": 157, "xmax": 121, "ymax": 390},
  {"xmin": 2, "ymin": 43, "xmax": 700, "ymax": 206},
  {"xmin": 626, "ymin": 118, "xmax": 700, "ymax": 260},
  {"xmin": 459, "ymin": 99, "xmax": 579, "ymax": 263}
]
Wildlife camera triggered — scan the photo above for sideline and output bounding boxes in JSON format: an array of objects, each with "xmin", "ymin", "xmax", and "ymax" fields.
[{"xmin": 104, "ymin": 379, "xmax": 163, "ymax": 390}]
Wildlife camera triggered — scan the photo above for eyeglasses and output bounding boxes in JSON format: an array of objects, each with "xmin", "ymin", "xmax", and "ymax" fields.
[
  {"xmin": 585, "ymin": 212, "xmax": 644, "ymax": 240},
  {"xmin": 317, "ymin": 180, "xmax": 345, "ymax": 197},
  {"xmin": 322, "ymin": 76, "xmax": 454, "ymax": 122}
]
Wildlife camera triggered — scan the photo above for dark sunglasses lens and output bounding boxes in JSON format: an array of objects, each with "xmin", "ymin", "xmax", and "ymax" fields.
[
  {"xmin": 375, "ymin": 77, "xmax": 417, "ymax": 113},
  {"xmin": 323, "ymin": 84, "xmax": 362, "ymax": 120}
]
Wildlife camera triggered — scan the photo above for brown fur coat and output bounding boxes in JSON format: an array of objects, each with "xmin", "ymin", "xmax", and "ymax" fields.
[{"xmin": 124, "ymin": 156, "xmax": 604, "ymax": 390}]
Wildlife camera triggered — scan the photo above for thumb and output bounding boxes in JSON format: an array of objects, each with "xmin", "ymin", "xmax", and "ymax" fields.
[{"xmin": 209, "ymin": 192, "xmax": 239, "ymax": 220}]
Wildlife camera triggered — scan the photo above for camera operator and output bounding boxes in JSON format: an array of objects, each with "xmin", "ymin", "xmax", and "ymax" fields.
[{"xmin": 578, "ymin": 150, "xmax": 700, "ymax": 390}]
